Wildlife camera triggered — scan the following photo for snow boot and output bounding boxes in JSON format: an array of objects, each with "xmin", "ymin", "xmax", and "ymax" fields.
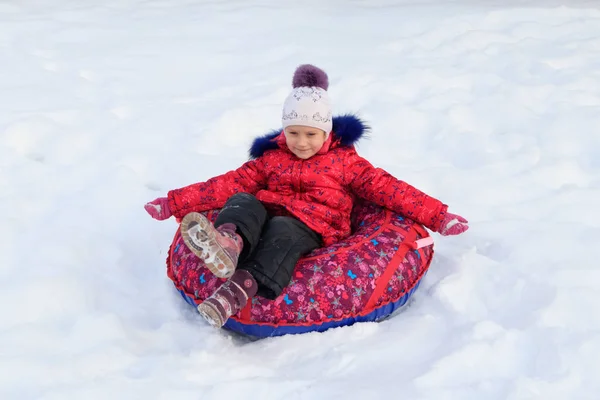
[
  {"xmin": 197, "ymin": 269, "xmax": 258, "ymax": 328},
  {"xmin": 180, "ymin": 212, "xmax": 243, "ymax": 279}
]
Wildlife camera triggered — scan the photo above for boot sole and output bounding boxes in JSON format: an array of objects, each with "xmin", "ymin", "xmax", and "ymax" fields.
[
  {"xmin": 197, "ymin": 301, "xmax": 224, "ymax": 328},
  {"xmin": 180, "ymin": 212, "xmax": 236, "ymax": 279}
]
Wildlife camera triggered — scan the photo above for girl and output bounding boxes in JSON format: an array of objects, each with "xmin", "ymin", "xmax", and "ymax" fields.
[{"xmin": 145, "ymin": 65, "xmax": 468, "ymax": 328}]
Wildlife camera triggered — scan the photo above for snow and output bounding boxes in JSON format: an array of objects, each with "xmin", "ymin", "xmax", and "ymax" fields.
[{"xmin": 1, "ymin": 0, "xmax": 599, "ymax": 398}]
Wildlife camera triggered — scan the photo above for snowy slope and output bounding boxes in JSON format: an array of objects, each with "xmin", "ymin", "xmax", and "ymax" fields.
[{"xmin": 1, "ymin": 0, "xmax": 599, "ymax": 399}]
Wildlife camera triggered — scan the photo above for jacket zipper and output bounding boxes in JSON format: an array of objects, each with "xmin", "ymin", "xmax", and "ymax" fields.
[{"xmin": 299, "ymin": 160, "xmax": 304, "ymax": 193}]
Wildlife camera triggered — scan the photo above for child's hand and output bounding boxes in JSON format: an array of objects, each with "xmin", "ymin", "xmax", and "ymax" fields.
[
  {"xmin": 439, "ymin": 212, "xmax": 469, "ymax": 236},
  {"xmin": 144, "ymin": 197, "xmax": 172, "ymax": 221}
]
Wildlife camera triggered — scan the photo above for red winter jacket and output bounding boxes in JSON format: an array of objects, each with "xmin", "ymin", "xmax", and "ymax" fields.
[{"xmin": 167, "ymin": 115, "xmax": 448, "ymax": 246}]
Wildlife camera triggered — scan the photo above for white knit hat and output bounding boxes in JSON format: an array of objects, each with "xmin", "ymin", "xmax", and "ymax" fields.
[{"xmin": 282, "ymin": 65, "xmax": 333, "ymax": 135}]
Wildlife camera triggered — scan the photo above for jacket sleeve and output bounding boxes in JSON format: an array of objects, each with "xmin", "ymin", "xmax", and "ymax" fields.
[
  {"xmin": 343, "ymin": 149, "xmax": 448, "ymax": 232},
  {"xmin": 167, "ymin": 157, "xmax": 267, "ymax": 219}
]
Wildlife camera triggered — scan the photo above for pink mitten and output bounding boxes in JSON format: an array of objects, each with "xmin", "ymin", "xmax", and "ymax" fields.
[
  {"xmin": 144, "ymin": 197, "xmax": 172, "ymax": 221},
  {"xmin": 439, "ymin": 212, "xmax": 469, "ymax": 236}
]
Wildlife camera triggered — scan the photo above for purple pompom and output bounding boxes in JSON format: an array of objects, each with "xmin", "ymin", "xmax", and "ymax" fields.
[{"xmin": 292, "ymin": 64, "xmax": 329, "ymax": 90}]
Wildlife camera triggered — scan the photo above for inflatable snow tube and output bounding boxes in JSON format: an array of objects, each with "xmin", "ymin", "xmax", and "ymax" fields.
[{"xmin": 166, "ymin": 201, "xmax": 434, "ymax": 338}]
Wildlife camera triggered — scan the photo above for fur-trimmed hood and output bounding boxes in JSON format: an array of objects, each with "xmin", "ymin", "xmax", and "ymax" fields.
[{"xmin": 249, "ymin": 114, "xmax": 369, "ymax": 159}]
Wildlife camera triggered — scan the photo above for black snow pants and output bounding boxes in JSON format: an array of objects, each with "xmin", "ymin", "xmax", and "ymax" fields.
[{"xmin": 214, "ymin": 193, "xmax": 321, "ymax": 300}]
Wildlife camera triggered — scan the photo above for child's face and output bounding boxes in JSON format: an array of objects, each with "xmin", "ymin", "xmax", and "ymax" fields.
[{"xmin": 283, "ymin": 125, "xmax": 327, "ymax": 159}]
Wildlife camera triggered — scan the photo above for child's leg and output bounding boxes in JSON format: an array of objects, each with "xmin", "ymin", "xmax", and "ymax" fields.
[
  {"xmin": 213, "ymin": 193, "xmax": 269, "ymax": 261},
  {"xmin": 239, "ymin": 216, "xmax": 321, "ymax": 300},
  {"xmin": 180, "ymin": 193, "xmax": 268, "ymax": 278}
]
